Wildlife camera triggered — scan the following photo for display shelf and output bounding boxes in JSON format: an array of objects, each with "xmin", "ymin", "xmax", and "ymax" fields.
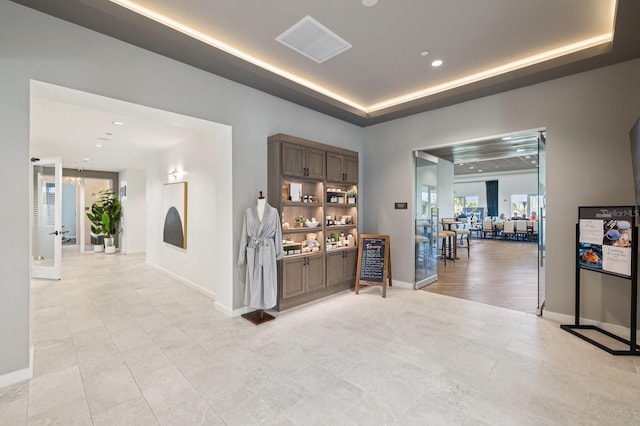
[
  {"xmin": 283, "ymin": 227, "xmax": 322, "ymax": 233},
  {"xmin": 268, "ymin": 133, "xmax": 359, "ymax": 311},
  {"xmin": 326, "ymin": 225, "xmax": 356, "ymax": 231}
]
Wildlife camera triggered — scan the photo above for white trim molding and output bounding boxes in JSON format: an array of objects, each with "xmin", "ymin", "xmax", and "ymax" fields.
[
  {"xmin": 145, "ymin": 261, "xmax": 216, "ymax": 300},
  {"xmin": 0, "ymin": 346, "xmax": 33, "ymax": 389},
  {"xmin": 544, "ymin": 310, "xmax": 640, "ymax": 339}
]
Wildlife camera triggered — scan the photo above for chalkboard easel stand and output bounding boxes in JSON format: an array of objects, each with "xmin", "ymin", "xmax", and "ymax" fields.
[
  {"xmin": 560, "ymin": 223, "xmax": 639, "ymax": 355},
  {"xmin": 355, "ymin": 234, "xmax": 392, "ymax": 298}
]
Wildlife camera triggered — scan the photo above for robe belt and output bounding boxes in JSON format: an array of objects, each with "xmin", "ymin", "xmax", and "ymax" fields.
[{"xmin": 249, "ymin": 237, "xmax": 272, "ymax": 266}]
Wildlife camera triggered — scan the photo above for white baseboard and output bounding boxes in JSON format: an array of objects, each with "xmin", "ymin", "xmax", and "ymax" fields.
[
  {"xmin": 145, "ymin": 262, "xmax": 216, "ymax": 300},
  {"xmin": 213, "ymin": 302, "xmax": 245, "ymax": 317},
  {"xmin": 391, "ymin": 280, "xmax": 413, "ymax": 289},
  {"xmin": 544, "ymin": 310, "xmax": 640, "ymax": 338},
  {"xmin": 0, "ymin": 346, "xmax": 33, "ymax": 389}
]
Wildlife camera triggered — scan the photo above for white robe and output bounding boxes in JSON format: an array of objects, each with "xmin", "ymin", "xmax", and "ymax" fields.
[{"xmin": 238, "ymin": 202, "xmax": 283, "ymax": 309}]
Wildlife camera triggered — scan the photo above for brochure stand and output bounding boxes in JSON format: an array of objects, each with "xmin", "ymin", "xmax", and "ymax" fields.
[{"xmin": 561, "ymin": 208, "xmax": 639, "ymax": 355}]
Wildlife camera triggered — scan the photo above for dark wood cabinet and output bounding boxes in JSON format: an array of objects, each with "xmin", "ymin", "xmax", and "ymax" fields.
[
  {"xmin": 282, "ymin": 255, "xmax": 325, "ymax": 299},
  {"xmin": 282, "ymin": 257, "xmax": 305, "ymax": 299},
  {"xmin": 282, "ymin": 143, "xmax": 325, "ymax": 179},
  {"xmin": 326, "ymin": 248, "xmax": 357, "ymax": 287},
  {"xmin": 327, "ymin": 152, "xmax": 358, "ymax": 183},
  {"xmin": 268, "ymin": 133, "xmax": 359, "ymax": 311}
]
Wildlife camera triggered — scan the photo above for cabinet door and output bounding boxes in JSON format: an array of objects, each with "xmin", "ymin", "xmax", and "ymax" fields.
[
  {"xmin": 282, "ymin": 143, "xmax": 305, "ymax": 177},
  {"xmin": 344, "ymin": 250, "xmax": 358, "ymax": 283},
  {"xmin": 282, "ymin": 257, "xmax": 305, "ymax": 299},
  {"xmin": 326, "ymin": 251, "xmax": 345, "ymax": 287},
  {"xmin": 326, "ymin": 152, "xmax": 344, "ymax": 182},
  {"xmin": 305, "ymin": 256, "xmax": 325, "ymax": 292},
  {"xmin": 306, "ymin": 148, "xmax": 326, "ymax": 180},
  {"xmin": 343, "ymin": 155, "xmax": 359, "ymax": 183}
]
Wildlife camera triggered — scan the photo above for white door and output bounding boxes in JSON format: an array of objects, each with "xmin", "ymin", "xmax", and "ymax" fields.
[{"xmin": 31, "ymin": 157, "xmax": 63, "ymax": 280}]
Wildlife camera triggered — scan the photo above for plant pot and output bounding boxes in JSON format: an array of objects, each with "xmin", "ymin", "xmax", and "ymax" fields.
[
  {"xmin": 348, "ymin": 197, "xmax": 356, "ymax": 204},
  {"xmin": 104, "ymin": 237, "xmax": 116, "ymax": 254},
  {"xmin": 93, "ymin": 244, "xmax": 104, "ymax": 253}
]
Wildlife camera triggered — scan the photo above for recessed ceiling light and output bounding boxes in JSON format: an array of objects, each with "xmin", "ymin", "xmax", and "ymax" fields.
[
  {"xmin": 96, "ymin": 144, "xmax": 104, "ymax": 148},
  {"xmin": 459, "ymin": 163, "xmax": 464, "ymax": 166},
  {"xmin": 502, "ymin": 136, "xmax": 512, "ymax": 140},
  {"xmin": 478, "ymin": 169, "xmax": 483, "ymax": 172},
  {"xmin": 469, "ymin": 166, "xmax": 474, "ymax": 169},
  {"xmin": 420, "ymin": 50, "xmax": 429, "ymax": 57},
  {"xmin": 83, "ymin": 157, "xmax": 90, "ymax": 162},
  {"xmin": 532, "ymin": 160, "xmax": 537, "ymax": 163},
  {"xmin": 112, "ymin": 121, "xmax": 124, "ymax": 126},
  {"xmin": 525, "ymin": 155, "xmax": 531, "ymax": 159},
  {"xmin": 431, "ymin": 59, "xmax": 443, "ymax": 67},
  {"xmin": 362, "ymin": 0, "xmax": 378, "ymax": 6},
  {"xmin": 516, "ymin": 148, "xmax": 525, "ymax": 152}
]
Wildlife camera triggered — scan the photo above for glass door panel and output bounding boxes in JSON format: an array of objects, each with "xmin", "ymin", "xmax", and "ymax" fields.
[
  {"xmin": 31, "ymin": 157, "xmax": 62, "ymax": 280},
  {"xmin": 537, "ymin": 132, "xmax": 546, "ymax": 315},
  {"xmin": 415, "ymin": 155, "xmax": 439, "ymax": 288}
]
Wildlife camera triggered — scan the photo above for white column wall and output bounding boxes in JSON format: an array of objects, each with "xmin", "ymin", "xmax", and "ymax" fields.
[
  {"xmin": 119, "ymin": 169, "xmax": 146, "ymax": 254},
  {"xmin": 146, "ymin": 129, "xmax": 233, "ymax": 305}
]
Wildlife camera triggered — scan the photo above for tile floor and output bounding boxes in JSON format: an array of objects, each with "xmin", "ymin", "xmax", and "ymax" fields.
[{"xmin": 1, "ymin": 248, "xmax": 640, "ymax": 425}]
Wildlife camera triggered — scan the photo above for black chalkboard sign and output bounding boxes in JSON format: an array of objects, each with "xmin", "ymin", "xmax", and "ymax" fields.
[
  {"xmin": 359, "ymin": 237, "xmax": 385, "ymax": 282},
  {"xmin": 355, "ymin": 234, "xmax": 392, "ymax": 297}
]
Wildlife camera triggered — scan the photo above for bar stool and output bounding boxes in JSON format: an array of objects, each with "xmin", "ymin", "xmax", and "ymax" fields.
[
  {"xmin": 439, "ymin": 230, "xmax": 456, "ymax": 263},
  {"xmin": 455, "ymin": 224, "xmax": 471, "ymax": 258},
  {"xmin": 437, "ymin": 231, "xmax": 449, "ymax": 265}
]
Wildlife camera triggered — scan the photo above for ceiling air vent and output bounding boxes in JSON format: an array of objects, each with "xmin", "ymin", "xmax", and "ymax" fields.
[{"xmin": 276, "ymin": 15, "xmax": 352, "ymax": 63}]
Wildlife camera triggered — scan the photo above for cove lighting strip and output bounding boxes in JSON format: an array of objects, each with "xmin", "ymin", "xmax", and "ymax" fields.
[
  {"xmin": 110, "ymin": 0, "xmax": 614, "ymax": 115},
  {"xmin": 367, "ymin": 33, "xmax": 613, "ymax": 113}
]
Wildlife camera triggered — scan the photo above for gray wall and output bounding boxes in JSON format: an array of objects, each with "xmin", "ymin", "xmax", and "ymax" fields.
[
  {"xmin": 363, "ymin": 58, "xmax": 640, "ymax": 326},
  {"xmin": 0, "ymin": 0, "xmax": 363, "ymax": 377}
]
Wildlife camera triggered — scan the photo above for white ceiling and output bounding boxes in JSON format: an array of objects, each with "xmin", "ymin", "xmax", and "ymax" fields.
[
  {"xmin": 119, "ymin": 0, "xmax": 615, "ymax": 108},
  {"xmin": 30, "ymin": 81, "xmax": 221, "ymax": 171},
  {"xmin": 13, "ymin": 0, "xmax": 637, "ymax": 126},
  {"xmin": 20, "ymin": 0, "xmax": 637, "ymax": 172}
]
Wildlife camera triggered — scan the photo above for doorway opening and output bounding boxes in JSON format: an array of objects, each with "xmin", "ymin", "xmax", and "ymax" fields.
[
  {"xmin": 414, "ymin": 130, "xmax": 546, "ymax": 314},
  {"xmin": 61, "ymin": 176, "xmax": 115, "ymax": 251},
  {"xmin": 29, "ymin": 80, "xmax": 234, "ymax": 310}
]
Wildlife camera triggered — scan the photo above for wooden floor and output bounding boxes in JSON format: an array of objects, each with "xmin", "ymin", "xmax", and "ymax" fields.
[{"xmin": 422, "ymin": 238, "xmax": 539, "ymax": 313}]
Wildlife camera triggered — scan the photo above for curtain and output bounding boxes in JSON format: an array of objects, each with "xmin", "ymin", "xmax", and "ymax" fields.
[{"xmin": 486, "ymin": 180, "xmax": 498, "ymax": 217}]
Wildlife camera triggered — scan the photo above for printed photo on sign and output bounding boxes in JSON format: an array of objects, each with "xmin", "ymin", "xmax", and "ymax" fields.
[
  {"xmin": 579, "ymin": 243, "xmax": 602, "ymax": 270},
  {"xmin": 602, "ymin": 219, "xmax": 632, "ymax": 248}
]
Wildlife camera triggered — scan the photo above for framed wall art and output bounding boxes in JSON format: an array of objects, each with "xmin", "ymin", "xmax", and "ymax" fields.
[{"xmin": 163, "ymin": 182, "xmax": 188, "ymax": 249}]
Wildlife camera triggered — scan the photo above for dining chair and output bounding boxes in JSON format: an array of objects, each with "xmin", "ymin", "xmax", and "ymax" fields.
[
  {"xmin": 515, "ymin": 220, "xmax": 529, "ymax": 240},
  {"xmin": 482, "ymin": 218, "xmax": 494, "ymax": 239},
  {"xmin": 530, "ymin": 221, "xmax": 539, "ymax": 242},
  {"xmin": 502, "ymin": 220, "xmax": 515, "ymax": 240}
]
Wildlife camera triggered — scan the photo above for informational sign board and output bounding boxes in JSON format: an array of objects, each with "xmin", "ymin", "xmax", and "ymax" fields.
[
  {"xmin": 578, "ymin": 206, "xmax": 634, "ymax": 278},
  {"xmin": 355, "ymin": 234, "xmax": 392, "ymax": 297}
]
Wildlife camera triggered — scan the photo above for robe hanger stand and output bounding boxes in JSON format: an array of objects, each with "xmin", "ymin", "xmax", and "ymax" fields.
[{"xmin": 242, "ymin": 191, "xmax": 276, "ymax": 325}]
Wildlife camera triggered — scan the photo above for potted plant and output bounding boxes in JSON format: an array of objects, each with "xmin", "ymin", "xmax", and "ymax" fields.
[
  {"xmin": 346, "ymin": 190, "xmax": 357, "ymax": 204},
  {"xmin": 295, "ymin": 215, "xmax": 306, "ymax": 228},
  {"xmin": 87, "ymin": 190, "xmax": 122, "ymax": 254},
  {"xmin": 87, "ymin": 201, "xmax": 105, "ymax": 252}
]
